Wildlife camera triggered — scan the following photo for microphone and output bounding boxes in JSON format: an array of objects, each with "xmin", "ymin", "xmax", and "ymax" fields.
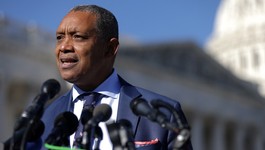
[
  {"xmin": 40, "ymin": 78, "xmax": 61, "ymax": 100},
  {"xmin": 150, "ymin": 99, "xmax": 185, "ymax": 129},
  {"xmin": 14, "ymin": 79, "xmax": 61, "ymax": 131},
  {"xmin": 173, "ymin": 129, "xmax": 191, "ymax": 149},
  {"xmin": 72, "ymin": 106, "xmax": 94, "ymax": 148},
  {"xmin": 81, "ymin": 104, "xmax": 112, "ymax": 149},
  {"xmin": 87, "ymin": 104, "xmax": 112, "ymax": 126},
  {"xmin": 107, "ymin": 119, "xmax": 135, "ymax": 150},
  {"xmin": 80, "ymin": 105, "xmax": 94, "ymax": 125},
  {"xmin": 150, "ymin": 99, "xmax": 190, "ymax": 149},
  {"xmin": 90, "ymin": 126, "xmax": 103, "ymax": 150},
  {"xmin": 4, "ymin": 120, "xmax": 44, "ymax": 150},
  {"xmin": 6, "ymin": 79, "xmax": 60, "ymax": 150},
  {"xmin": 130, "ymin": 98, "xmax": 169, "ymax": 128},
  {"xmin": 45, "ymin": 111, "xmax": 79, "ymax": 146}
]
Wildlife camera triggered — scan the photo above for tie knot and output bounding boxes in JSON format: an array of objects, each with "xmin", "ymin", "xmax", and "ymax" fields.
[{"xmin": 79, "ymin": 92, "xmax": 101, "ymax": 107}]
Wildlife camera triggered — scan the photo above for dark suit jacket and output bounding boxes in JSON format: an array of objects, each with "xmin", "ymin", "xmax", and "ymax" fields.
[{"xmin": 28, "ymin": 77, "xmax": 193, "ymax": 150}]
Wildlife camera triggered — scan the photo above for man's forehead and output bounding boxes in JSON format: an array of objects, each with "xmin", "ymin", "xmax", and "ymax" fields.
[{"xmin": 57, "ymin": 12, "xmax": 97, "ymax": 30}]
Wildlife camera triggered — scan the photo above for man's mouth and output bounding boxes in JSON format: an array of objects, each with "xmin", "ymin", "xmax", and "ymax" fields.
[
  {"xmin": 61, "ymin": 58, "xmax": 78, "ymax": 63},
  {"xmin": 60, "ymin": 57, "xmax": 78, "ymax": 69}
]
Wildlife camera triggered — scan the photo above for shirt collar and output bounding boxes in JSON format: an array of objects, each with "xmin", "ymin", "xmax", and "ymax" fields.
[{"xmin": 72, "ymin": 69, "xmax": 121, "ymax": 101}]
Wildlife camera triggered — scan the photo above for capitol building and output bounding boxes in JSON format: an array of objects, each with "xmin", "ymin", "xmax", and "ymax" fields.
[{"xmin": 206, "ymin": 0, "xmax": 265, "ymax": 97}]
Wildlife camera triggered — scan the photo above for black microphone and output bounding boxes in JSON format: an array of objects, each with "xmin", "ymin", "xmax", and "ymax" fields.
[
  {"xmin": 150, "ymin": 99, "xmax": 190, "ymax": 149},
  {"xmin": 150, "ymin": 99, "xmax": 184, "ymax": 129},
  {"xmin": 80, "ymin": 105, "xmax": 94, "ymax": 125},
  {"xmin": 91, "ymin": 126, "xmax": 103, "ymax": 150},
  {"xmin": 40, "ymin": 79, "xmax": 61, "ymax": 100},
  {"xmin": 87, "ymin": 104, "xmax": 112, "ymax": 126},
  {"xmin": 72, "ymin": 106, "xmax": 94, "ymax": 148},
  {"xmin": 45, "ymin": 111, "xmax": 79, "ymax": 146},
  {"xmin": 4, "ymin": 120, "xmax": 44, "ymax": 150},
  {"xmin": 14, "ymin": 79, "xmax": 61, "ymax": 131},
  {"xmin": 6, "ymin": 79, "xmax": 60, "ymax": 150},
  {"xmin": 81, "ymin": 104, "xmax": 112, "ymax": 149},
  {"xmin": 107, "ymin": 119, "xmax": 135, "ymax": 150},
  {"xmin": 173, "ymin": 129, "xmax": 191, "ymax": 149},
  {"xmin": 130, "ymin": 98, "xmax": 169, "ymax": 128}
]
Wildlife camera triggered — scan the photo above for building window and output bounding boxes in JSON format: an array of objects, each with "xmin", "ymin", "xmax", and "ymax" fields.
[
  {"xmin": 252, "ymin": 51, "xmax": 260, "ymax": 69},
  {"xmin": 240, "ymin": 54, "xmax": 247, "ymax": 69}
]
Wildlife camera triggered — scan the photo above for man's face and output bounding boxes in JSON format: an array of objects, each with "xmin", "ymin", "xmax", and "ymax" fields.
[{"xmin": 55, "ymin": 11, "xmax": 115, "ymax": 90}]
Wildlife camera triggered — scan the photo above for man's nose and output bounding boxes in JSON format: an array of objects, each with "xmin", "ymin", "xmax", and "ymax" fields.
[{"xmin": 59, "ymin": 38, "xmax": 74, "ymax": 53}]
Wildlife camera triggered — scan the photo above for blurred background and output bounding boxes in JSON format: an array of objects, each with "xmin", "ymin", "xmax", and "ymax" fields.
[{"xmin": 1, "ymin": 0, "xmax": 265, "ymax": 150}]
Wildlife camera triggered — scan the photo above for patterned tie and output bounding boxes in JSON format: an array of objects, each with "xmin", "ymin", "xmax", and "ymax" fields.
[{"xmin": 73, "ymin": 92, "xmax": 101, "ymax": 148}]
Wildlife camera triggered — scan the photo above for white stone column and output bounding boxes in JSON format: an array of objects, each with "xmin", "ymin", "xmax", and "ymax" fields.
[{"xmin": 191, "ymin": 116, "xmax": 204, "ymax": 150}]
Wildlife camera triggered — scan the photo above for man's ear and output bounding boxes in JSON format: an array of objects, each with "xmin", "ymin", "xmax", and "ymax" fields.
[{"xmin": 106, "ymin": 38, "xmax": 119, "ymax": 57}]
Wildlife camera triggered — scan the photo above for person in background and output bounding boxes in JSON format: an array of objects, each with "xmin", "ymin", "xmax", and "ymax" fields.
[{"xmin": 29, "ymin": 4, "xmax": 193, "ymax": 150}]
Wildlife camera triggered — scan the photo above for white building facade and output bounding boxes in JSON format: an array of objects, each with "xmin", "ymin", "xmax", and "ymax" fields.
[{"xmin": 206, "ymin": 0, "xmax": 265, "ymax": 97}]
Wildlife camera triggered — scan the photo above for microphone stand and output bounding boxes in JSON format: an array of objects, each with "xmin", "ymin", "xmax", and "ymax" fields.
[
  {"xmin": 151, "ymin": 99, "xmax": 190, "ymax": 150},
  {"xmin": 91, "ymin": 126, "xmax": 103, "ymax": 150},
  {"xmin": 81, "ymin": 123, "xmax": 102, "ymax": 150},
  {"xmin": 20, "ymin": 93, "xmax": 47, "ymax": 150},
  {"xmin": 6, "ymin": 95, "xmax": 46, "ymax": 150},
  {"xmin": 19, "ymin": 119, "xmax": 35, "ymax": 150},
  {"xmin": 4, "ymin": 119, "xmax": 44, "ymax": 150}
]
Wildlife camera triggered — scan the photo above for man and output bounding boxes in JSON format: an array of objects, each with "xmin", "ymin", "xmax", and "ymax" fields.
[{"xmin": 31, "ymin": 5, "xmax": 192, "ymax": 150}]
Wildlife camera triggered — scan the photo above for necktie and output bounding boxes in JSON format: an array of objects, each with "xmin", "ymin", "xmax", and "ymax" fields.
[{"xmin": 73, "ymin": 92, "xmax": 101, "ymax": 147}]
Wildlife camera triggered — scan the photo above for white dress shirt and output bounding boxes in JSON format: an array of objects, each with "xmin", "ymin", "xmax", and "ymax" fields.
[{"xmin": 70, "ymin": 69, "xmax": 121, "ymax": 149}]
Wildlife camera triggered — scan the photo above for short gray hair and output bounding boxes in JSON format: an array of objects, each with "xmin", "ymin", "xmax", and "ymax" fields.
[{"xmin": 70, "ymin": 5, "xmax": 119, "ymax": 41}]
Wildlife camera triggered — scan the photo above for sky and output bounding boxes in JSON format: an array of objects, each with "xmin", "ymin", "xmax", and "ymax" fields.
[{"xmin": 0, "ymin": 0, "xmax": 221, "ymax": 47}]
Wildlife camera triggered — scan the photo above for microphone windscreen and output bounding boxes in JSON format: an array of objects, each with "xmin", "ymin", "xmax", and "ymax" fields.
[
  {"xmin": 130, "ymin": 98, "xmax": 152, "ymax": 116},
  {"xmin": 93, "ymin": 104, "xmax": 112, "ymax": 122},
  {"xmin": 54, "ymin": 111, "xmax": 79, "ymax": 136},
  {"xmin": 41, "ymin": 79, "xmax": 61, "ymax": 99}
]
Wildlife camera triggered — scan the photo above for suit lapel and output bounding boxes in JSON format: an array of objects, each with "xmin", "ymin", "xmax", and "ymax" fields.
[
  {"xmin": 117, "ymin": 84, "xmax": 142, "ymax": 136},
  {"xmin": 51, "ymin": 90, "xmax": 73, "ymax": 112}
]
